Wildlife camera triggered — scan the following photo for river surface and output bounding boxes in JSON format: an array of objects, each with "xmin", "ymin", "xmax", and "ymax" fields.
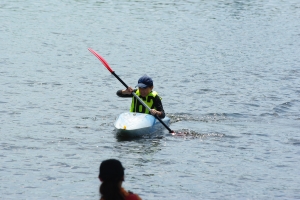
[{"xmin": 1, "ymin": 0, "xmax": 300, "ymax": 199}]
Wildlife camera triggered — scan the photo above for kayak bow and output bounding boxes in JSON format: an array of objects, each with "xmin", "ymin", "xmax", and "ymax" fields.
[{"xmin": 114, "ymin": 112, "xmax": 170, "ymax": 137}]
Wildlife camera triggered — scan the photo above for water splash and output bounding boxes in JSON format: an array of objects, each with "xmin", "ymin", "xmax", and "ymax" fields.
[{"xmin": 172, "ymin": 129, "xmax": 225, "ymax": 139}]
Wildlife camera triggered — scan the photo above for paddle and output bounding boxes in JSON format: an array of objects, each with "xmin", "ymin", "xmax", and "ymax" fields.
[{"xmin": 88, "ymin": 48, "xmax": 175, "ymax": 134}]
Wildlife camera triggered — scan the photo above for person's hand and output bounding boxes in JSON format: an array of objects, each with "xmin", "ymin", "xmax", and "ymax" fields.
[
  {"xmin": 150, "ymin": 109, "xmax": 160, "ymax": 116},
  {"xmin": 123, "ymin": 87, "xmax": 133, "ymax": 94}
]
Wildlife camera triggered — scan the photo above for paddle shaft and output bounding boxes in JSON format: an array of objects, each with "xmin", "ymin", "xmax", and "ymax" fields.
[{"xmin": 88, "ymin": 48, "xmax": 173, "ymax": 133}]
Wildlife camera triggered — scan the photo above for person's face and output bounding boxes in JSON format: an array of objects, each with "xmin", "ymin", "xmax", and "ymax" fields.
[{"xmin": 138, "ymin": 86, "xmax": 153, "ymax": 97}]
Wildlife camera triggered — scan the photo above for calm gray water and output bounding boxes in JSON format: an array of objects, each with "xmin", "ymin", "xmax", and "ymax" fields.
[{"xmin": 1, "ymin": 0, "xmax": 300, "ymax": 199}]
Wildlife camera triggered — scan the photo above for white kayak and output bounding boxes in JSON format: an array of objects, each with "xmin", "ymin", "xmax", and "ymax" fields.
[{"xmin": 114, "ymin": 112, "xmax": 171, "ymax": 138}]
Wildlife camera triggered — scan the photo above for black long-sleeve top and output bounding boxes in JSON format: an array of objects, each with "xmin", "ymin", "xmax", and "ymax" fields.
[{"xmin": 116, "ymin": 89, "xmax": 165, "ymax": 118}]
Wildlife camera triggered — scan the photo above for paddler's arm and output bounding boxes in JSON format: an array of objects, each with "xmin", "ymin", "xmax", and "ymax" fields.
[
  {"xmin": 116, "ymin": 88, "xmax": 135, "ymax": 97},
  {"xmin": 150, "ymin": 109, "xmax": 165, "ymax": 118},
  {"xmin": 152, "ymin": 96, "xmax": 166, "ymax": 118}
]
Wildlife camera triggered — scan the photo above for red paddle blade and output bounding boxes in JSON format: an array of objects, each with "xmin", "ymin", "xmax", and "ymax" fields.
[{"xmin": 88, "ymin": 48, "xmax": 114, "ymax": 73}]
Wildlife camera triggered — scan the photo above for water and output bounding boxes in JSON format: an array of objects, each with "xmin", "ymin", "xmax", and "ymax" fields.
[{"xmin": 1, "ymin": 0, "xmax": 300, "ymax": 199}]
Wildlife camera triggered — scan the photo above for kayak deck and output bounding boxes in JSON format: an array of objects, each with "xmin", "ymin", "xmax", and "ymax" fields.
[{"xmin": 114, "ymin": 112, "xmax": 170, "ymax": 138}]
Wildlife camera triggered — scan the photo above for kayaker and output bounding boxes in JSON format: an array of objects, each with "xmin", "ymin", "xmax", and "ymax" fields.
[
  {"xmin": 98, "ymin": 159, "xmax": 142, "ymax": 200},
  {"xmin": 116, "ymin": 74, "xmax": 166, "ymax": 118}
]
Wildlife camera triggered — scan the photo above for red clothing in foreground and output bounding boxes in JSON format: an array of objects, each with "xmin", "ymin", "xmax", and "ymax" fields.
[{"xmin": 100, "ymin": 187, "xmax": 142, "ymax": 200}]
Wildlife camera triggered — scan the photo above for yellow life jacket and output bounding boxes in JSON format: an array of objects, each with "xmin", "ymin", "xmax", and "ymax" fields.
[{"xmin": 130, "ymin": 90, "xmax": 160, "ymax": 114}]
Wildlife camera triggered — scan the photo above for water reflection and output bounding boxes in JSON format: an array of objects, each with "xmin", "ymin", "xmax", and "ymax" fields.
[
  {"xmin": 116, "ymin": 133, "xmax": 164, "ymax": 142},
  {"xmin": 114, "ymin": 135, "xmax": 165, "ymax": 161}
]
